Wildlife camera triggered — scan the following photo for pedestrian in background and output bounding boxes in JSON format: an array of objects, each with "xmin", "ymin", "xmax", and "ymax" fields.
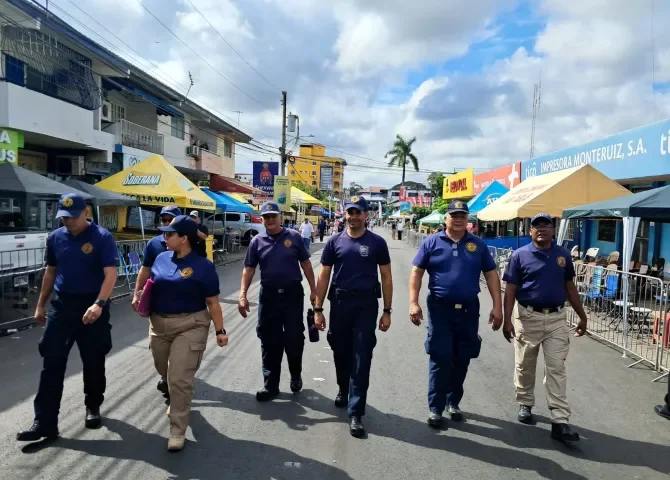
[
  {"xmin": 132, "ymin": 205, "xmax": 181, "ymax": 405},
  {"xmin": 300, "ymin": 218, "xmax": 314, "ymax": 250},
  {"xmin": 409, "ymin": 200, "xmax": 502, "ymax": 429},
  {"xmin": 314, "ymin": 196, "xmax": 393, "ymax": 438},
  {"xmin": 397, "ymin": 219, "xmax": 404, "ymax": 240},
  {"xmin": 18, "ymin": 193, "xmax": 118, "ymax": 442},
  {"xmin": 238, "ymin": 201, "xmax": 317, "ymax": 401},
  {"xmin": 391, "ymin": 221, "xmax": 397, "ymax": 240},
  {"xmin": 189, "ymin": 210, "xmax": 209, "ymax": 258},
  {"xmin": 318, "ymin": 218, "xmax": 327, "ymax": 242},
  {"xmin": 501, "ymin": 213, "xmax": 587, "ymax": 443},
  {"xmin": 136, "ymin": 215, "xmax": 228, "ymax": 451}
]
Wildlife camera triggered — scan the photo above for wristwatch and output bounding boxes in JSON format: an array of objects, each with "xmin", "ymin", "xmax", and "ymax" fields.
[
  {"xmin": 95, "ymin": 299, "xmax": 108, "ymax": 308},
  {"xmin": 215, "ymin": 328, "xmax": 227, "ymax": 336},
  {"xmin": 313, "ymin": 307, "xmax": 324, "ymax": 313},
  {"xmin": 383, "ymin": 308, "xmax": 393, "ymax": 314}
]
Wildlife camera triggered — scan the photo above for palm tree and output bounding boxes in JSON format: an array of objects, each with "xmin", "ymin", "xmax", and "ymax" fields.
[{"xmin": 385, "ymin": 134, "xmax": 419, "ymax": 186}]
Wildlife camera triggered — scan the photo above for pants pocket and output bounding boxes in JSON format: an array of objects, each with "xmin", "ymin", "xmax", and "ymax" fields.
[{"xmin": 190, "ymin": 343, "xmax": 206, "ymax": 370}]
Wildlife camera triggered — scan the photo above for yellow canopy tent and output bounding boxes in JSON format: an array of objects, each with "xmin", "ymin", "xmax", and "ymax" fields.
[
  {"xmin": 95, "ymin": 154, "xmax": 216, "ymax": 211},
  {"xmin": 291, "ymin": 186, "xmax": 320, "ymax": 204},
  {"xmin": 228, "ymin": 192, "xmax": 252, "ymax": 205},
  {"xmin": 477, "ymin": 164, "xmax": 631, "ymax": 221}
]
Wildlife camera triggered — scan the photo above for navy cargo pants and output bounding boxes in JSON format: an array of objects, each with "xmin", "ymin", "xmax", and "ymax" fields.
[
  {"xmin": 327, "ymin": 290, "xmax": 378, "ymax": 418},
  {"xmin": 256, "ymin": 283, "xmax": 305, "ymax": 392},
  {"xmin": 425, "ymin": 295, "xmax": 481, "ymax": 414},
  {"xmin": 34, "ymin": 292, "xmax": 112, "ymax": 428}
]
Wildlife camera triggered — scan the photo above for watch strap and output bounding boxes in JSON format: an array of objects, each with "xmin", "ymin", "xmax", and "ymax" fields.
[
  {"xmin": 313, "ymin": 307, "xmax": 324, "ymax": 313},
  {"xmin": 383, "ymin": 308, "xmax": 393, "ymax": 314},
  {"xmin": 215, "ymin": 328, "xmax": 227, "ymax": 336},
  {"xmin": 95, "ymin": 299, "xmax": 108, "ymax": 307}
]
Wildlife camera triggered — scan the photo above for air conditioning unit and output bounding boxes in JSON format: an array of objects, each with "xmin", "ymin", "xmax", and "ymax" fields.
[
  {"xmin": 101, "ymin": 101, "xmax": 112, "ymax": 122},
  {"xmin": 186, "ymin": 145, "xmax": 200, "ymax": 157}
]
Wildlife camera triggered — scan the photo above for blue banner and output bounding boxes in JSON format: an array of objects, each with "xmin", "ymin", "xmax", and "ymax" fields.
[
  {"xmin": 467, "ymin": 180, "xmax": 509, "ymax": 215},
  {"xmin": 521, "ymin": 119, "xmax": 670, "ymax": 181},
  {"xmin": 253, "ymin": 161, "xmax": 279, "ymax": 197},
  {"xmin": 320, "ymin": 166, "xmax": 333, "ymax": 190}
]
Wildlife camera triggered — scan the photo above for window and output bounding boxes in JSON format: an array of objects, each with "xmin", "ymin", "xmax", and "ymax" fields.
[
  {"xmin": 312, "ymin": 161, "xmax": 317, "ymax": 166},
  {"xmin": 312, "ymin": 181, "xmax": 316, "ymax": 186},
  {"xmin": 291, "ymin": 170, "xmax": 296, "ymax": 175},
  {"xmin": 171, "ymin": 116, "xmax": 185, "ymax": 140},
  {"xmin": 597, "ymin": 220, "xmax": 616, "ymax": 242},
  {"xmin": 224, "ymin": 139, "xmax": 233, "ymax": 158},
  {"xmin": 112, "ymin": 104, "xmax": 125, "ymax": 122},
  {"xmin": 312, "ymin": 171, "xmax": 316, "ymax": 177}
]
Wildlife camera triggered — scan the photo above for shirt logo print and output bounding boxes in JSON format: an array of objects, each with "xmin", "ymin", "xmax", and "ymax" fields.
[
  {"xmin": 81, "ymin": 242, "xmax": 94, "ymax": 254},
  {"xmin": 556, "ymin": 256, "xmax": 566, "ymax": 267},
  {"xmin": 359, "ymin": 245, "xmax": 369, "ymax": 257},
  {"xmin": 284, "ymin": 239, "xmax": 292, "ymax": 247},
  {"xmin": 465, "ymin": 242, "xmax": 477, "ymax": 253},
  {"xmin": 180, "ymin": 267, "xmax": 194, "ymax": 278}
]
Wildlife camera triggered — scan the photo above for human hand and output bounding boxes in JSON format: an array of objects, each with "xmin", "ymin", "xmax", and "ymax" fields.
[
  {"xmin": 379, "ymin": 312, "xmax": 391, "ymax": 332},
  {"xmin": 315, "ymin": 311, "xmax": 326, "ymax": 331},
  {"xmin": 238, "ymin": 296, "xmax": 250, "ymax": 318},
  {"xmin": 502, "ymin": 321, "xmax": 516, "ymax": 343},
  {"xmin": 83, "ymin": 304, "xmax": 102, "ymax": 324},
  {"xmin": 409, "ymin": 302, "xmax": 423, "ymax": 326},
  {"xmin": 34, "ymin": 306, "xmax": 46, "ymax": 326}
]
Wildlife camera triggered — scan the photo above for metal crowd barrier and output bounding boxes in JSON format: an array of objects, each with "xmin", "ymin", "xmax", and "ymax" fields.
[{"xmin": 566, "ymin": 263, "xmax": 669, "ymax": 379}]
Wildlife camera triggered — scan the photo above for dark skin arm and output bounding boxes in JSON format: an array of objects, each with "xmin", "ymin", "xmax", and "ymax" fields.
[
  {"xmin": 502, "ymin": 283, "xmax": 517, "ymax": 342},
  {"xmin": 566, "ymin": 280, "xmax": 588, "ymax": 336}
]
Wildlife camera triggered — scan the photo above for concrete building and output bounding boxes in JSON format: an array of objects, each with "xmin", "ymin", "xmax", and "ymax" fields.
[
  {"xmin": 235, "ymin": 173, "xmax": 252, "ymax": 185},
  {"xmin": 288, "ymin": 144, "xmax": 345, "ymax": 197}
]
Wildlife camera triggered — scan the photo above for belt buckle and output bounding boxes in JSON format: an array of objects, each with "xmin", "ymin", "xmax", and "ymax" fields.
[
  {"xmin": 455, "ymin": 304, "xmax": 462, "ymax": 310},
  {"xmin": 542, "ymin": 308, "xmax": 550, "ymax": 314},
  {"xmin": 278, "ymin": 289, "xmax": 284, "ymax": 294}
]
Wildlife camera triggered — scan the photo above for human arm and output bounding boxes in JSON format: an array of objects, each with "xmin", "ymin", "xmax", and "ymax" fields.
[
  {"xmin": 35, "ymin": 266, "xmax": 56, "ymax": 326},
  {"xmin": 132, "ymin": 266, "xmax": 151, "ymax": 310},
  {"xmin": 484, "ymin": 269, "xmax": 503, "ymax": 328},
  {"xmin": 238, "ymin": 266, "xmax": 255, "ymax": 318},
  {"xmin": 502, "ymin": 283, "xmax": 517, "ymax": 342},
  {"xmin": 83, "ymin": 266, "xmax": 117, "ymax": 324},
  {"xmin": 300, "ymin": 259, "xmax": 317, "ymax": 304},
  {"xmin": 197, "ymin": 225, "xmax": 208, "ymax": 241},
  {"xmin": 566, "ymin": 280, "xmax": 587, "ymax": 336},
  {"xmin": 206, "ymin": 296, "xmax": 228, "ymax": 347},
  {"xmin": 314, "ymin": 265, "xmax": 332, "ymax": 330},
  {"xmin": 379, "ymin": 263, "xmax": 393, "ymax": 332},
  {"xmin": 409, "ymin": 266, "xmax": 425, "ymax": 326}
]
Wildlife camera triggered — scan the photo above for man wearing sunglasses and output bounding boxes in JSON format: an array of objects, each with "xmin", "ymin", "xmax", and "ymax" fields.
[
  {"xmin": 501, "ymin": 213, "xmax": 588, "ymax": 443},
  {"xmin": 132, "ymin": 205, "xmax": 181, "ymax": 404}
]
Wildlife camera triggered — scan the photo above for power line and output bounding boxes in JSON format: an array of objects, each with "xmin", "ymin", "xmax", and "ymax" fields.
[{"xmin": 183, "ymin": 0, "xmax": 282, "ymax": 93}]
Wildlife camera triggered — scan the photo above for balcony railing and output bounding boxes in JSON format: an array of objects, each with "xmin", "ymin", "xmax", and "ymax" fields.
[{"xmin": 120, "ymin": 119, "xmax": 164, "ymax": 155}]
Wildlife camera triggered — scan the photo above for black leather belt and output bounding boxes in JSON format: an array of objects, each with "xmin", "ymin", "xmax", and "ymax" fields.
[{"xmin": 519, "ymin": 302, "xmax": 564, "ymax": 314}]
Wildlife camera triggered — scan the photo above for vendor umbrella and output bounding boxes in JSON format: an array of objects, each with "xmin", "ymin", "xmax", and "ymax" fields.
[{"xmin": 0, "ymin": 163, "xmax": 93, "ymax": 198}]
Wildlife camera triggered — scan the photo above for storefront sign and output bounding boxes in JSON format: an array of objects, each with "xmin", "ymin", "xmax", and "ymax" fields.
[
  {"xmin": 85, "ymin": 160, "xmax": 111, "ymax": 175},
  {"xmin": 521, "ymin": 118, "xmax": 670, "ymax": 181},
  {"xmin": 254, "ymin": 161, "xmax": 279, "ymax": 197},
  {"xmin": 320, "ymin": 166, "xmax": 333, "ymax": 190},
  {"xmin": 442, "ymin": 168, "xmax": 474, "ymax": 200},
  {"xmin": 273, "ymin": 176, "xmax": 291, "ymax": 209},
  {"xmin": 0, "ymin": 128, "xmax": 24, "ymax": 164},
  {"xmin": 473, "ymin": 163, "xmax": 520, "ymax": 194}
]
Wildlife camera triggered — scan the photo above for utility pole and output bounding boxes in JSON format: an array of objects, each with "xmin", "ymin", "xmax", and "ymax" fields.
[{"xmin": 280, "ymin": 91, "xmax": 287, "ymax": 176}]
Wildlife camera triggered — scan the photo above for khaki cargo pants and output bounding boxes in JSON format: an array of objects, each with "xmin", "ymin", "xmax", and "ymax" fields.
[
  {"xmin": 514, "ymin": 304, "xmax": 571, "ymax": 424},
  {"xmin": 149, "ymin": 310, "xmax": 210, "ymax": 438}
]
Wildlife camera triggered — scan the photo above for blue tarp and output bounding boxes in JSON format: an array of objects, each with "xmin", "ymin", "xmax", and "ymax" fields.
[
  {"xmin": 202, "ymin": 189, "xmax": 254, "ymax": 213},
  {"xmin": 467, "ymin": 181, "xmax": 509, "ymax": 215}
]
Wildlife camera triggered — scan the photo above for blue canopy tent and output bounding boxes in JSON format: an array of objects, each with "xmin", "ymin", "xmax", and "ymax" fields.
[
  {"xmin": 467, "ymin": 181, "xmax": 509, "ymax": 217},
  {"xmin": 202, "ymin": 189, "xmax": 254, "ymax": 213}
]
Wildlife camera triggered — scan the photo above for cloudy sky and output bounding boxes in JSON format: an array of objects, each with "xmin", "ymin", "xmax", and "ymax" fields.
[{"xmin": 44, "ymin": 0, "xmax": 670, "ymax": 188}]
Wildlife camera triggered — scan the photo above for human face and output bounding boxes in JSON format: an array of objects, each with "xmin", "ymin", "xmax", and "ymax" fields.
[
  {"xmin": 346, "ymin": 208, "xmax": 367, "ymax": 229},
  {"xmin": 159, "ymin": 215, "xmax": 173, "ymax": 228},
  {"xmin": 446, "ymin": 212, "xmax": 467, "ymax": 233},
  {"xmin": 61, "ymin": 210, "xmax": 88, "ymax": 234},
  {"xmin": 190, "ymin": 215, "xmax": 200, "ymax": 224},
  {"xmin": 163, "ymin": 231, "xmax": 187, "ymax": 251},
  {"xmin": 262, "ymin": 213, "xmax": 281, "ymax": 233},
  {"xmin": 530, "ymin": 221, "xmax": 554, "ymax": 244}
]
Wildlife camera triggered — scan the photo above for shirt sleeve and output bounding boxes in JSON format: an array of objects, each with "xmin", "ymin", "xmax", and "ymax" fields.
[
  {"xmin": 201, "ymin": 224, "xmax": 209, "ymax": 236},
  {"xmin": 412, "ymin": 238, "xmax": 430, "ymax": 270},
  {"xmin": 480, "ymin": 243, "xmax": 497, "ymax": 273},
  {"xmin": 45, "ymin": 234, "xmax": 57, "ymax": 267},
  {"xmin": 564, "ymin": 254, "xmax": 576, "ymax": 281},
  {"xmin": 502, "ymin": 252, "xmax": 521, "ymax": 285},
  {"xmin": 376, "ymin": 238, "xmax": 391, "ymax": 266},
  {"xmin": 321, "ymin": 237, "xmax": 335, "ymax": 266},
  {"xmin": 296, "ymin": 234, "xmax": 311, "ymax": 262},
  {"xmin": 99, "ymin": 232, "xmax": 120, "ymax": 268},
  {"xmin": 201, "ymin": 262, "xmax": 220, "ymax": 298},
  {"xmin": 143, "ymin": 240, "xmax": 156, "ymax": 268},
  {"xmin": 244, "ymin": 238, "xmax": 259, "ymax": 267}
]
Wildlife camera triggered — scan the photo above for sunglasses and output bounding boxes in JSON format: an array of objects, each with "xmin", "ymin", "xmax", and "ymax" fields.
[{"xmin": 159, "ymin": 216, "xmax": 173, "ymax": 224}]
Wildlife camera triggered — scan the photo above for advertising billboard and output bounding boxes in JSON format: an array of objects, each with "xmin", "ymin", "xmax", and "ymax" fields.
[
  {"xmin": 253, "ymin": 161, "xmax": 279, "ymax": 197},
  {"xmin": 442, "ymin": 168, "xmax": 474, "ymax": 200},
  {"xmin": 273, "ymin": 176, "xmax": 291, "ymax": 211},
  {"xmin": 320, "ymin": 166, "xmax": 333, "ymax": 190},
  {"xmin": 473, "ymin": 163, "xmax": 521, "ymax": 194}
]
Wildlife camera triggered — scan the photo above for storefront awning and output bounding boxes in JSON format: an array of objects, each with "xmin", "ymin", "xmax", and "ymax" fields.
[
  {"xmin": 228, "ymin": 192, "xmax": 252, "ymax": 204},
  {"xmin": 467, "ymin": 181, "xmax": 509, "ymax": 216},
  {"xmin": 477, "ymin": 165, "xmax": 631, "ymax": 221},
  {"xmin": 202, "ymin": 189, "xmax": 254, "ymax": 213},
  {"xmin": 95, "ymin": 154, "xmax": 216, "ymax": 211},
  {"xmin": 209, "ymin": 175, "xmax": 264, "ymax": 195}
]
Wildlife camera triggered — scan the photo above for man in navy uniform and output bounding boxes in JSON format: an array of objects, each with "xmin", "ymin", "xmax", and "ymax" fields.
[
  {"xmin": 502, "ymin": 213, "xmax": 587, "ymax": 443},
  {"xmin": 17, "ymin": 193, "xmax": 118, "ymax": 441},
  {"xmin": 655, "ymin": 381, "xmax": 670, "ymax": 420},
  {"xmin": 238, "ymin": 201, "xmax": 317, "ymax": 401},
  {"xmin": 409, "ymin": 200, "xmax": 502, "ymax": 429},
  {"xmin": 132, "ymin": 205, "xmax": 181, "ymax": 405},
  {"xmin": 314, "ymin": 195, "xmax": 393, "ymax": 438}
]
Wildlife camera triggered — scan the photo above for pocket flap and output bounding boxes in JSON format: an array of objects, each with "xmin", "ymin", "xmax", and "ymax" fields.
[{"xmin": 190, "ymin": 343, "xmax": 206, "ymax": 352}]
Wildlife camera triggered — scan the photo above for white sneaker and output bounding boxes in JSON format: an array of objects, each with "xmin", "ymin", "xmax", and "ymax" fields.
[{"xmin": 167, "ymin": 436, "xmax": 184, "ymax": 451}]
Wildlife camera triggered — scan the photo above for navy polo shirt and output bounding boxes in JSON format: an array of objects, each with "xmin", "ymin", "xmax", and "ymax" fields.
[
  {"xmin": 143, "ymin": 234, "xmax": 167, "ymax": 268},
  {"xmin": 46, "ymin": 222, "xmax": 118, "ymax": 295},
  {"xmin": 151, "ymin": 251, "xmax": 220, "ymax": 315},
  {"xmin": 412, "ymin": 231, "xmax": 496, "ymax": 302},
  {"xmin": 244, "ymin": 228, "xmax": 310, "ymax": 286},
  {"xmin": 503, "ymin": 242, "xmax": 576, "ymax": 308},
  {"xmin": 321, "ymin": 230, "xmax": 390, "ymax": 292}
]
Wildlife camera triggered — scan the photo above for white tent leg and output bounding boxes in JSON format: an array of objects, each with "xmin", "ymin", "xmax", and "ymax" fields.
[{"xmin": 621, "ymin": 216, "xmax": 641, "ymax": 358}]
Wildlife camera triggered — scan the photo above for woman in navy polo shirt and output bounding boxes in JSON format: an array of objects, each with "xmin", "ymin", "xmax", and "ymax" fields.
[{"xmin": 135, "ymin": 215, "xmax": 228, "ymax": 452}]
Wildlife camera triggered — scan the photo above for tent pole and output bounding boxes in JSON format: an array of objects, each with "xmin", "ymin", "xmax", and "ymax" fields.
[{"xmin": 138, "ymin": 206, "xmax": 146, "ymax": 242}]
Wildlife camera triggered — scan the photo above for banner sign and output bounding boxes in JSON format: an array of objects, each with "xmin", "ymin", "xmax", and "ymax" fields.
[
  {"xmin": 473, "ymin": 163, "xmax": 520, "ymax": 194},
  {"xmin": 253, "ymin": 161, "xmax": 279, "ymax": 197},
  {"xmin": 398, "ymin": 186, "xmax": 407, "ymax": 203},
  {"xmin": 442, "ymin": 168, "xmax": 474, "ymax": 200},
  {"xmin": 273, "ymin": 176, "xmax": 291, "ymax": 211},
  {"xmin": 320, "ymin": 166, "xmax": 333, "ymax": 190},
  {"xmin": 0, "ymin": 128, "xmax": 24, "ymax": 164},
  {"xmin": 521, "ymin": 119, "xmax": 670, "ymax": 181}
]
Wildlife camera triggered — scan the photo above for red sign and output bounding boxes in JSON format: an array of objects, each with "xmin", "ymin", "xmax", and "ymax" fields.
[
  {"xmin": 450, "ymin": 178, "xmax": 468, "ymax": 193},
  {"xmin": 472, "ymin": 162, "xmax": 521, "ymax": 194},
  {"xmin": 398, "ymin": 186, "xmax": 408, "ymax": 203}
]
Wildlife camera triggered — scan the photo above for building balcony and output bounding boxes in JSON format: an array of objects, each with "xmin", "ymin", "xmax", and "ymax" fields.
[{"xmin": 106, "ymin": 119, "xmax": 164, "ymax": 155}]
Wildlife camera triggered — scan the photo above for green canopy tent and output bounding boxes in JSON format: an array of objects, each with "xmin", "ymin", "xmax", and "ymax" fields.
[{"xmin": 418, "ymin": 210, "xmax": 444, "ymax": 226}]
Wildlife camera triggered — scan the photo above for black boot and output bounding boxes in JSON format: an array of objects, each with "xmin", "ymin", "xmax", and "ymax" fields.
[
  {"xmin": 290, "ymin": 376, "xmax": 303, "ymax": 393},
  {"xmin": 550, "ymin": 423, "xmax": 580, "ymax": 442},
  {"xmin": 447, "ymin": 405, "xmax": 463, "ymax": 422},
  {"xmin": 654, "ymin": 404, "xmax": 670, "ymax": 420},
  {"xmin": 518, "ymin": 405, "xmax": 533, "ymax": 424},
  {"xmin": 334, "ymin": 389, "xmax": 348, "ymax": 408},
  {"xmin": 157, "ymin": 378, "xmax": 170, "ymax": 405},
  {"xmin": 85, "ymin": 407, "xmax": 102, "ymax": 429},
  {"xmin": 17, "ymin": 422, "xmax": 58, "ymax": 442},
  {"xmin": 427, "ymin": 412, "xmax": 444, "ymax": 429},
  {"xmin": 256, "ymin": 387, "xmax": 279, "ymax": 402},
  {"xmin": 349, "ymin": 416, "xmax": 365, "ymax": 438}
]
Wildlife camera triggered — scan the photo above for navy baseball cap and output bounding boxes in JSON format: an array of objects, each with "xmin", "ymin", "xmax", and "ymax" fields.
[
  {"xmin": 56, "ymin": 193, "xmax": 87, "ymax": 219},
  {"xmin": 344, "ymin": 195, "xmax": 369, "ymax": 212},
  {"xmin": 530, "ymin": 213, "xmax": 553, "ymax": 225},
  {"xmin": 160, "ymin": 205, "xmax": 181, "ymax": 217},
  {"xmin": 446, "ymin": 200, "xmax": 469, "ymax": 215},
  {"xmin": 158, "ymin": 215, "xmax": 198, "ymax": 236},
  {"xmin": 260, "ymin": 201, "xmax": 281, "ymax": 215}
]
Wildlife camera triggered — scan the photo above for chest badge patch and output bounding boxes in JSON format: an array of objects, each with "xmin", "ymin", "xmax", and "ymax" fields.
[
  {"xmin": 284, "ymin": 239, "xmax": 292, "ymax": 247},
  {"xmin": 557, "ymin": 256, "xmax": 566, "ymax": 267},
  {"xmin": 180, "ymin": 267, "xmax": 194, "ymax": 278},
  {"xmin": 81, "ymin": 242, "xmax": 94, "ymax": 254},
  {"xmin": 359, "ymin": 245, "xmax": 369, "ymax": 257},
  {"xmin": 465, "ymin": 242, "xmax": 477, "ymax": 253}
]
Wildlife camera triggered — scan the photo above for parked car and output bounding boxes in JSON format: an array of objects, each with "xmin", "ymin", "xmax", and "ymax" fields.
[{"xmin": 204, "ymin": 212, "xmax": 265, "ymax": 246}]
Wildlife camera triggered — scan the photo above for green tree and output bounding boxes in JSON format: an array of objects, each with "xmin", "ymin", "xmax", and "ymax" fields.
[
  {"xmin": 348, "ymin": 182, "xmax": 363, "ymax": 197},
  {"xmin": 426, "ymin": 172, "xmax": 445, "ymax": 198},
  {"xmin": 385, "ymin": 134, "xmax": 419, "ymax": 186},
  {"xmin": 411, "ymin": 206, "xmax": 431, "ymax": 219}
]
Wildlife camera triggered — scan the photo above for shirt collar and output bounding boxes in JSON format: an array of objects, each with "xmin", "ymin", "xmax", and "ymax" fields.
[
  {"xmin": 528, "ymin": 241, "xmax": 556, "ymax": 254},
  {"xmin": 262, "ymin": 227, "xmax": 285, "ymax": 239},
  {"xmin": 171, "ymin": 251, "xmax": 196, "ymax": 264},
  {"xmin": 440, "ymin": 230, "xmax": 472, "ymax": 244},
  {"xmin": 65, "ymin": 220, "xmax": 94, "ymax": 239}
]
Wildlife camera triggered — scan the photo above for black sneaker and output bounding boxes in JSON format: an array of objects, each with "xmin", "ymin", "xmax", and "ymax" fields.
[
  {"xmin": 427, "ymin": 412, "xmax": 444, "ymax": 429},
  {"xmin": 550, "ymin": 423, "xmax": 580, "ymax": 442},
  {"xmin": 290, "ymin": 376, "xmax": 303, "ymax": 393},
  {"xmin": 256, "ymin": 387, "xmax": 280, "ymax": 402},
  {"xmin": 85, "ymin": 407, "xmax": 102, "ymax": 429},
  {"xmin": 654, "ymin": 404, "xmax": 670, "ymax": 420},
  {"xmin": 334, "ymin": 389, "xmax": 348, "ymax": 408},
  {"xmin": 157, "ymin": 378, "xmax": 170, "ymax": 406},
  {"xmin": 17, "ymin": 422, "xmax": 59, "ymax": 442},
  {"xmin": 447, "ymin": 405, "xmax": 463, "ymax": 421},
  {"xmin": 349, "ymin": 416, "xmax": 365, "ymax": 438},
  {"xmin": 518, "ymin": 405, "xmax": 533, "ymax": 424}
]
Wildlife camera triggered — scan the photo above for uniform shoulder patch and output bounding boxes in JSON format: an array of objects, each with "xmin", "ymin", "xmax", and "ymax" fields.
[
  {"xmin": 465, "ymin": 242, "xmax": 477, "ymax": 253},
  {"xmin": 180, "ymin": 267, "xmax": 194, "ymax": 278},
  {"xmin": 556, "ymin": 256, "xmax": 566, "ymax": 267},
  {"xmin": 81, "ymin": 242, "xmax": 94, "ymax": 254},
  {"xmin": 284, "ymin": 239, "xmax": 292, "ymax": 247}
]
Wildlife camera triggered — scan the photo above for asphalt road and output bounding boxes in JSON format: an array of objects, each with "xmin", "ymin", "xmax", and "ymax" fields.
[{"xmin": 0, "ymin": 228, "xmax": 668, "ymax": 480}]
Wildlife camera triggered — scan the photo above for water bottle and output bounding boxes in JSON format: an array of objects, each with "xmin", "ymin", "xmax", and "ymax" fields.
[{"xmin": 307, "ymin": 308, "xmax": 319, "ymax": 342}]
